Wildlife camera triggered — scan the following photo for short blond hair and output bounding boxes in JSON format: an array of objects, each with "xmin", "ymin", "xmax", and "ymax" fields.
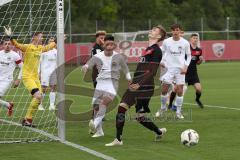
[
  {"xmin": 96, "ymin": 30, "xmax": 106, "ymax": 37},
  {"xmin": 156, "ymin": 25, "xmax": 167, "ymax": 42}
]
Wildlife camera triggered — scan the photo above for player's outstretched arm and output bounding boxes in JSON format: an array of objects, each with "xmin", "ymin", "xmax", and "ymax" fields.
[
  {"xmin": 11, "ymin": 39, "xmax": 28, "ymax": 52},
  {"xmin": 4, "ymin": 26, "xmax": 28, "ymax": 52},
  {"xmin": 81, "ymin": 56, "xmax": 98, "ymax": 74},
  {"xmin": 119, "ymin": 55, "xmax": 131, "ymax": 81},
  {"xmin": 42, "ymin": 42, "xmax": 56, "ymax": 52}
]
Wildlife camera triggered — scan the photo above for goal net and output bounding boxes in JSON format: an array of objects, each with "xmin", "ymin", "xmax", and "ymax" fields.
[{"xmin": 0, "ymin": 0, "xmax": 64, "ymax": 143}]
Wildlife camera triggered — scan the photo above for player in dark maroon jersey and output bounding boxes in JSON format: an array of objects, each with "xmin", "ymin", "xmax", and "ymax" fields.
[
  {"xmin": 105, "ymin": 25, "xmax": 167, "ymax": 146},
  {"xmin": 185, "ymin": 33, "xmax": 204, "ymax": 108}
]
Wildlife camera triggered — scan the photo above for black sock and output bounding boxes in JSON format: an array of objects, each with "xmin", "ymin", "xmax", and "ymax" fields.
[
  {"xmin": 196, "ymin": 92, "xmax": 201, "ymax": 101},
  {"xmin": 137, "ymin": 116, "xmax": 162, "ymax": 135},
  {"xmin": 116, "ymin": 106, "xmax": 127, "ymax": 141},
  {"xmin": 169, "ymin": 91, "xmax": 176, "ymax": 106}
]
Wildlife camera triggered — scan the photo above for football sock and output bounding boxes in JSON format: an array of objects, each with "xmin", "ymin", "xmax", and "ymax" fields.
[
  {"xmin": 175, "ymin": 96, "xmax": 183, "ymax": 114},
  {"xmin": 137, "ymin": 116, "xmax": 162, "ymax": 135},
  {"xmin": 40, "ymin": 93, "xmax": 45, "ymax": 105},
  {"xmin": 93, "ymin": 104, "xmax": 106, "ymax": 129},
  {"xmin": 116, "ymin": 106, "xmax": 127, "ymax": 141},
  {"xmin": 169, "ymin": 92, "xmax": 176, "ymax": 107},
  {"xmin": 196, "ymin": 91, "xmax": 202, "ymax": 101},
  {"xmin": 160, "ymin": 94, "xmax": 168, "ymax": 110},
  {"xmin": 25, "ymin": 98, "xmax": 40, "ymax": 119},
  {"xmin": 49, "ymin": 92, "xmax": 56, "ymax": 106},
  {"xmin": 0, "ymin": 99, "xmax": 10, "ymax": 108},
  {"xmin": 96, "ymin": 121, "xmax": 103, "ymax": 134}
]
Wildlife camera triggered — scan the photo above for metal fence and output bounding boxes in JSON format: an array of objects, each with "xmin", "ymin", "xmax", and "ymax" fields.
[{"xmin": 64, "ymin": 17, "xmax": 240, "ymax": 43}]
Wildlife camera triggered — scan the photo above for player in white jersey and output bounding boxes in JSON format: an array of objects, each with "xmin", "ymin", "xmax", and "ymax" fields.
[
  {"xmin": 38, "ymin": 38, "xmax": 57, "ymax": 110},
  {"xmin": 82, "ymin": 35, "xmax": 131, "ymax": 138},
  {"xmin": 0, "ymin": 38, "xmax": 23, "ymax": 116},
  {"xmin": 156, "ymin": 24, "xmax": 191, "ymax": 119}
]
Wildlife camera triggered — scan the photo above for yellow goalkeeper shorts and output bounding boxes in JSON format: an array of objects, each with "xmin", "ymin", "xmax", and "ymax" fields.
[{"xmin": 22, "ymin": 78, "xmax": 42, "ymax": 95}]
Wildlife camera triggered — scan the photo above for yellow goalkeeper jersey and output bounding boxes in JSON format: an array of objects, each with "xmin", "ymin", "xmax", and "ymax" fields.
[{"xmin": 11, "ymin": 39, "xmax": 56, "ymax": 79}]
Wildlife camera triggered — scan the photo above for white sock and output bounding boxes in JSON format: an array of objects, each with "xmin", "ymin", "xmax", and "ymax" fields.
[
  {"xmin": 160, "ymin": 94, "xmax": 168, "ymax": 110},
  {"xmin": 41, "ymin": 93, "xmax": 46, "ymax": 105},
  {"xmin": 174, "ymin": 96, "xmax": 184, "ymax": 114},
  {"xmin": 93, "ymin": 105, "xmax": 106, "ymax": 129},
  {"xmin": 0, "ymin": 99, "xmax": 10, "ymax": 108},
  {"xmin": 49, "ymin": 92, "xmax": 56, "ymax": 106},
  {"xmin": 96, "ymin": 121, "xmax": 103, "ymax": 134}
]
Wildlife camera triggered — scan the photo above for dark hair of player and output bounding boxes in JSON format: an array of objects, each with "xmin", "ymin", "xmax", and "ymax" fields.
[
  {"xmin": 156, "ymin": 25, "xmax": 167, "ymax": 42},
  {"xmin": 3, "ymin": 37, "xmax": 11, "ymax": 42},
  {"xmin": 48, "ymin": 37, "xmax": 57, "ymax": 43},
  {"xmin": 104, "ymin": 35, "xmax": 114, "ymax": 42},
  {"xmin": 1, "ymin": 37, "xmax": 11, "ymax": 44},
  {"xmin": 95, "ymin": 30, "xmax": 106, "ymax": 38},
  {"xmin": 190, "ymin": 33, "xmax": 199, "ymax": 37},
  {"xmin": 170, "ymin": 23, "xmax": 182, "ymax": 30}
]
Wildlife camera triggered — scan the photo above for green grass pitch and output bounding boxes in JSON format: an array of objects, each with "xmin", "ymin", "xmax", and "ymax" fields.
[{"xmin": 0, "ymin": 61, "xmax": 240, "ymax": 160}]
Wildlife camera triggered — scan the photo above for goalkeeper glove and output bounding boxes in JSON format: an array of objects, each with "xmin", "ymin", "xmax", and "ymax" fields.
[{"xmin": 4, "ymin": 26, "xmax": 13, "ymax": 37}]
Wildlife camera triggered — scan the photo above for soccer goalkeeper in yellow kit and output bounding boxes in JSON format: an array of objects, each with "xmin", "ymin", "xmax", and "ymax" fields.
[{"xmin": 4, "ymin": 27, "xmax": 56, "ymax": 127}]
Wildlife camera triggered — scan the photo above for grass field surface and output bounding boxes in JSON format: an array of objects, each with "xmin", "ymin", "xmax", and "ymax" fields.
[{"xmin": 0, "ymin": 62, "xmax": 240, "ymax": 160}]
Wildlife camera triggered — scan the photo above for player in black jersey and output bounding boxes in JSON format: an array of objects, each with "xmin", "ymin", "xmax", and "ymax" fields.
[
  {"xmin": 168, "ymin": 33, "xmax": 204, "ymax": 109},
  {"xmin": 185, "ymin": 33, "xmax": 204, "ymax": 108},
  {"xmin": 91, "ymin": 31, "xmax": 106, "ymax": 88},
  {"xmin": 105, "ymin": 25, "xmax": 167, "ymax": 146}
]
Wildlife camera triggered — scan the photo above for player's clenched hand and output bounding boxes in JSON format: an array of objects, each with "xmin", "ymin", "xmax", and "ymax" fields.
[
  {"xmin": 4, "ymin": 26, "xmax": 12, "ymax": 37},
  {"xmin": 129, "ymin": 83, "xmax": 140, "ymax": 91},
  {"xmin": 197, "ymin": 56, "xmax": 203, "ymax": 65},
  {"xmin": 13, "ymin": 79, "xmax": 20, "ymax": 88},
  {"xmin": 128, "ymin": 80, "xmax": 132, "ymax": 85},
  {"xmin": 180, "ymin": 66, "xmax": 188, "ymax": 74},
  {"xmin": 160, "ymin": 61, "xmax": 166, "ymax": 68},
  {"xmin": 81, "ymin": 65, "xmax": 88, "ymax": 73}
]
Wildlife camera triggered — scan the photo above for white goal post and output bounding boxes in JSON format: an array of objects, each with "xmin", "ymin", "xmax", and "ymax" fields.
[{"xmin": 56, "ymin": 0, "xmax": 65, "ymax": 142}]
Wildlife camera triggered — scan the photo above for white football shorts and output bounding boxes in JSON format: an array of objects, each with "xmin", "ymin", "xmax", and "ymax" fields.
[
  {"xmin": 0, "ymin": 80, "xmax": 12, "ymax": 97},
  {"xmin": 91, "ymin": 79, "xmax": 118, "ymax": 105},
  {"xmin": 161, "ymin": 68, "xmax": 185, "ymax": 85},
  {"xmin": 41, "ymin": 71, "xmax": 57, "ymax": 87}
]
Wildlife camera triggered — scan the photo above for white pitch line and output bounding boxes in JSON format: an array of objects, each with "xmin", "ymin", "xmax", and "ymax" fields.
[
  {"xmin": 152, "ymin": 101, "xmax": 240, "ymax": 111},
  {"xmin": 184, "ymin": 102, "xmax": 240, "ymax": 111},
  {"xmin": 0, "ymin": 119, "xmax": 116, "ymax": 160}
]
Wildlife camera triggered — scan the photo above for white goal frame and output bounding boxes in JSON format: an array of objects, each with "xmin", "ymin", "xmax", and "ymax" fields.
[{"xmin": 56, "ymin": 0, "xmax": 65, "ymax": 142}]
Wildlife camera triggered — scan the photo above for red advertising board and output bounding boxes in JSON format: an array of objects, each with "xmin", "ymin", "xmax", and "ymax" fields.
[
  {"xmin": 1, "ymin": 40, "xmax": 240, "ymax": 63},
  {"xmin": 201, "ymin": 40, "xmax": 240, "ymax": 61},
  {"xmin": 65, "ymin": 40, "xmax": 240, "ymax": 63}
]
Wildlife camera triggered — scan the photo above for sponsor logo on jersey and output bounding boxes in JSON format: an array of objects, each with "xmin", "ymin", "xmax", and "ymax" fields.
[
  {"xmin": 0, "ymin": 61, "xmax": 10, "ymax": 65},
  {"xmin": 140, "ymin": 56, "xmax": 145, "ymax": 62},
  {"xmin": 178, "ymin": 46, "xmax": 183, "ymax": 51},
  {"xmin": 191, "ymin": 56, "xmax": 197, "ymax": 60},
  {"xmin": 212, "ymin": 43, "xmax": 225, "ymax": 58}
]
